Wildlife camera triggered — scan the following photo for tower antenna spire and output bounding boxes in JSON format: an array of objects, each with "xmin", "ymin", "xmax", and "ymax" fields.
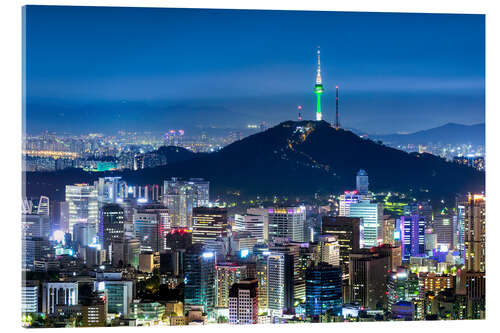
[
  {"xmin": 314, "ymin": 46, "xmax": 324, "ymax": 121},
  {"xmin": 316, "ymin": 46, "xmax": 322, "ymax": 84}
]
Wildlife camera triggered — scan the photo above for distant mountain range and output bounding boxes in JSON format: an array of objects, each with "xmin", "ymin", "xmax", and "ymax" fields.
[
  {"xmin": 369, "ymin": 123, "xmax": 485, "ymax": 146},
  {"xmin": 25, "ymin": 120, "xmax": 485, "ymax": 202}
]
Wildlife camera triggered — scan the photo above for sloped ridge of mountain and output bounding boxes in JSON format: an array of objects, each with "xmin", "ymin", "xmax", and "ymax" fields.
[
  {"xmin": 373, "ymin": 122, "xmax": 485, "ymax": 145},
  {"xmin": 24, "ymin": 120, "xmax": 484, "ymax": 201}
]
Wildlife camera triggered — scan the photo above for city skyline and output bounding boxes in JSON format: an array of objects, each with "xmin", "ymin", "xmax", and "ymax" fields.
[
  {"xmin": 21, "ymin": 5, "xmax": 486, "ymax": 328},
  {"xmin": 25, "ymin": 6, "xmax": 484, "ymax": 135}
]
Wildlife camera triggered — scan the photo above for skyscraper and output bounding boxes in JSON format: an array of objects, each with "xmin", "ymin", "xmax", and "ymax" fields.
[
  {"xmin": 399, "ymin": 215, "xmax": 425, "ymax": 260},
  {"xmin": 22, "ymin": 213, "xmax": 50, "ymax": 239},
  {"xmin": 338, "ymin": 191, "xmax": 363, "ymax": 217},
  {"xmin": 269, "ymin": 242, "xmax": 305, "ymax": 303},
  {"xmin": 163, "ymin": 178, "xmax": 199, "ymax": 227},
  {"xmin": 37, "ymin": 196, "xmax": 50, "ymax": 216},
  {"xmin": 228, "ymin": 278, "xmax": 259, "ymax": 324},
  {"xmin": 382, "ymin": 216, "xmax": 396, "ymax": 246},
  {"xmin": 188, "ymin": 178, "xmax": 210, "ymax": 207},
  {"xmin": 184, "ymin": 244, "xmax": 216, "ymax": 316},
  {"xmin": 99, "ymin": 204, "xmax": 125, "ymax": 261},
  {"xmin": 267, "ymin": 206, "xmax": 306, "ymax": 243},
  {"xmin": 96, "ymin": 177, "xmax": 122, "ymax": 205},
  {"xmin": 356, "ymin": 169, "xmax": 369, "ymax": 195},
  {"xmin": 133, "ymin": 208, "xmax": 168, "ymax": 253},
  {"xmin": 234, "ymin": 214, "xmax": 265, "ymax": 243},
  {"xmin": 267, "ymin": 252, "xmax": 294, "ymax": 316},
  {"xmin": 349, "ymin": 250, "xmax": 390, "ymax": 309},
  {"xmin": 321, "ymin": 216, "xmax": 361, "ymax": 275},
  {"xmin": 433, "ymin": 216, "xmax": 454, "ymax": 250},
  {"xmin": 192, "ymin": 207, "xmax": 228, "ymax": 244},
  {"xmin": 65, "ymin": 184, "xmax": 98, "ymax": 237},
  {"xmin": 254, "ymin": 246, "xmax": 270, "ymax": 312},
  {"xmin": 314, "ymin": 47, "xmax": 324, "ymax": 121},
  {"xmin": 216, "ymin": 262, "xmax": 247, "ymax": 308},
  {"xmin": 349, "ymin": 201, "xmax": 383, "ymax": 248},
  {"xmin": 463, "ymin": 194, "xmax": 485, "ymax": 273},
  {"xmin": 305, "ymin": 263, "xmax": 342, "ymax": 318},
  {"xmin": 387, "ymin": 267, "xmax": 419, "ymax": 312},
  {"xmin": 318, "ymin": 235, "xmax": 340, "ymax": 267}
]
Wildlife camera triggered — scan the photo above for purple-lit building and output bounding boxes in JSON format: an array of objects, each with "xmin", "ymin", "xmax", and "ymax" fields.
[{"xmin": 399, "ymin": 215, "xmax": 425, "ymax": 261}]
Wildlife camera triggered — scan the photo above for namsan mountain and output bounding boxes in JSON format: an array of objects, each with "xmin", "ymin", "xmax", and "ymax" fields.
[{"xmin": 25, "ymin": 120, "xmax": 485, "ymax": 201}]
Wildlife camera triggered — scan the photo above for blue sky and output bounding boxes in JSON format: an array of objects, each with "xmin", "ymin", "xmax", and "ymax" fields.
[{"xmin": 24, "ymin": 6, "xmax": 485, "ymax": 134}]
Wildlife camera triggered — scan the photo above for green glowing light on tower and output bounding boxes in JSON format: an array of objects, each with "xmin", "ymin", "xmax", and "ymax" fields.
[{"xmin": 314, "ymin": 47, "xmax": 324, "ymax": 121}]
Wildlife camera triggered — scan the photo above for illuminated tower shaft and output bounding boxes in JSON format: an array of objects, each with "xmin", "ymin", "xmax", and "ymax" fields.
[{"xmin": 314, "ymin": 47, "xmax": 324, "ymax": 121}]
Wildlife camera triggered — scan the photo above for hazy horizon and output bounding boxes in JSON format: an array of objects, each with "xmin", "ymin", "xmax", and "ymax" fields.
[{"xmin": 24, "ymin": 6, "xmax": 485, "ymax": 135}]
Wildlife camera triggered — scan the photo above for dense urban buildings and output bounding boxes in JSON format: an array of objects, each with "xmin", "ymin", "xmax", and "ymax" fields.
[
  {"xmin": 21, "ymin": 124, "xmax": 487, "ymax": 327},
  {"xmin": 21, "ymin": 9, "xmax": 485, "ymax": 327}
]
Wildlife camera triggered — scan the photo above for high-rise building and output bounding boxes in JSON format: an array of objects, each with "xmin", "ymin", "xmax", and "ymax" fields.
[
  {"xmin": 192, "ymin": 207, "xmax": 228, "ymax": 244},
  {"xmin": 424, "ymin": 228, "xmax": 437, "ymax": 252},
  {"xmin": 255, "ymin": 247, "xmax": 270, "ymax": 311},
  {"xmin": 96, "ymin": 177, "xmax": 122, "ymax": 205},
  {"xmin": 269, "ymin": 242, "xmax": 305, "ymax": 303},
  {"xmin": 216, "ymin": 263, "xmax": 247, "ymax": 308},
  {"xmin": 228, "ymin": 278, "xmax": 259, "ymax": 324},
  {"xmin": 318, "ymin": 235, "xmax": 340, "ymax": 266},
  {"xmin": 356, "ymin": 169, "xmax": 369, "ymax": 195},
  {"xmin": 382, "ymin": 216, "xmax": 396, "ymax": 246},
  {"xmin": 22, "ymin": 237, "xmax": 53, "ymax": 271},
  {"xmin": 305, "ymin": 263, "xmax": 342, "ymax": 318},
  {"xmin": 463, "ymin": 194, "xmax": 485, "ymax": 272},
  {"xmin": 314, "ymin": 47, "xmax": 324, "ymax": 121},
  {"xmin": 163, "ymin": 178, "xmax": 197, "ymax": 228},
  {"xmin": 267, "ymin": 252, "xmax": 294, "ymax": 316},
  {"xmin": 184, "ymin": 244, "xmax": 216, "ymax": 316},
  {"xmin": 65, "ymin": 184, "xmax": 98, "ymax": 236},
  {"xmin": 463, "ymin": 271, "xmax": 485, "ymax": 319},
  {"xmin": 230, "ymin": 231, "xmax": 258, "ymax": 254},
  {"xmin": 246, "ymin": 208, "xmax": 270, "ymax": 241},
  {"xmin": 399, "ymin": 215, "xmax": 425, "ymax": 260},
  {"xmin": 99, "ymin": 204, "xmax": 125, "ymax": 261},
  {"xmin": 22, "ymin": 281, "xmax": 40, "ymax": 313},
  {"xmin": 188, "ymin": 178, "xmax": 210, "ymax": 207},
  {"xmin": 349, "ymin": 250, "xmax": 390, "ymax": 309},
  {"xmin": 338, "ymin": 191, "xmax": 363, "ymax": 217},
  {"xmin": 434, "ymin": 216, "xmax": 454, "ymax": 250},
  {"xmin": 373, "ymin": 244, "xmax": 402, "ymax": 272},
  {"xmin": 133, "ymin": 206, "xmax": 169, "ymax": 253},
  {"xmin": 321, "ymin": 216, "xmax": 361, "ymax": 278},
  {"xmin": 22, "ymin": 213, "xmax": 50, "ymax": 239},
  {"xmin": 349, "ymin": 201, "xmax": 383, "ymax": 248},
  {"xmin": 404, "ymin": 202, "xmax": 433, "ymax": 227},
  {"xmin": 234, "ymin": 214, "xmax": 265, "ymax": 243},
  {"xmin": 163, "ymin": 178, "xmax": 210, "ymax": 227},
  {"xmin": 267, "ymin": 206, "xmax": 306, "ymax": 243},
  {"xmin": 456, "ymin": 201, "xmax": 466, "ymax": 262},
  {"xmin": 37, "ymin": 196, "xmax": 50, "ymax": 216},
  {"xmin": 112, "ymin": 238, "xmax": 140, "ymax": 269},
  {"xmin": 387, "ymin": 268, "xmax": 419, "ymax": 312},
  {"xmin": 72, "ymin": 222, "xmax": 96, "ymax": 248}
]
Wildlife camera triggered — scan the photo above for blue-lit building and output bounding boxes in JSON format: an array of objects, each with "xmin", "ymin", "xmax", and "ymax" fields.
[
  {"xmin": 305, "ymin": 263, "xmax": 342, "ymax": 318},
  {"xmin": 184, "ymin": 244, "xmax": 216, "ymax": 316}
]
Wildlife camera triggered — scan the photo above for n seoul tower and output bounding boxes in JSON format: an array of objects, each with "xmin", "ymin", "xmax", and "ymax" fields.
[{"xmin": 314, "ymin": 47, "xmax": 324, "ymax": 121}]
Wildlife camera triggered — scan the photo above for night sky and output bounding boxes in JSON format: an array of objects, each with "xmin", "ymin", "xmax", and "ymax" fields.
[{"xmin": 24, "ymin": 6, "xmax": 485, "ymax": 135}]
